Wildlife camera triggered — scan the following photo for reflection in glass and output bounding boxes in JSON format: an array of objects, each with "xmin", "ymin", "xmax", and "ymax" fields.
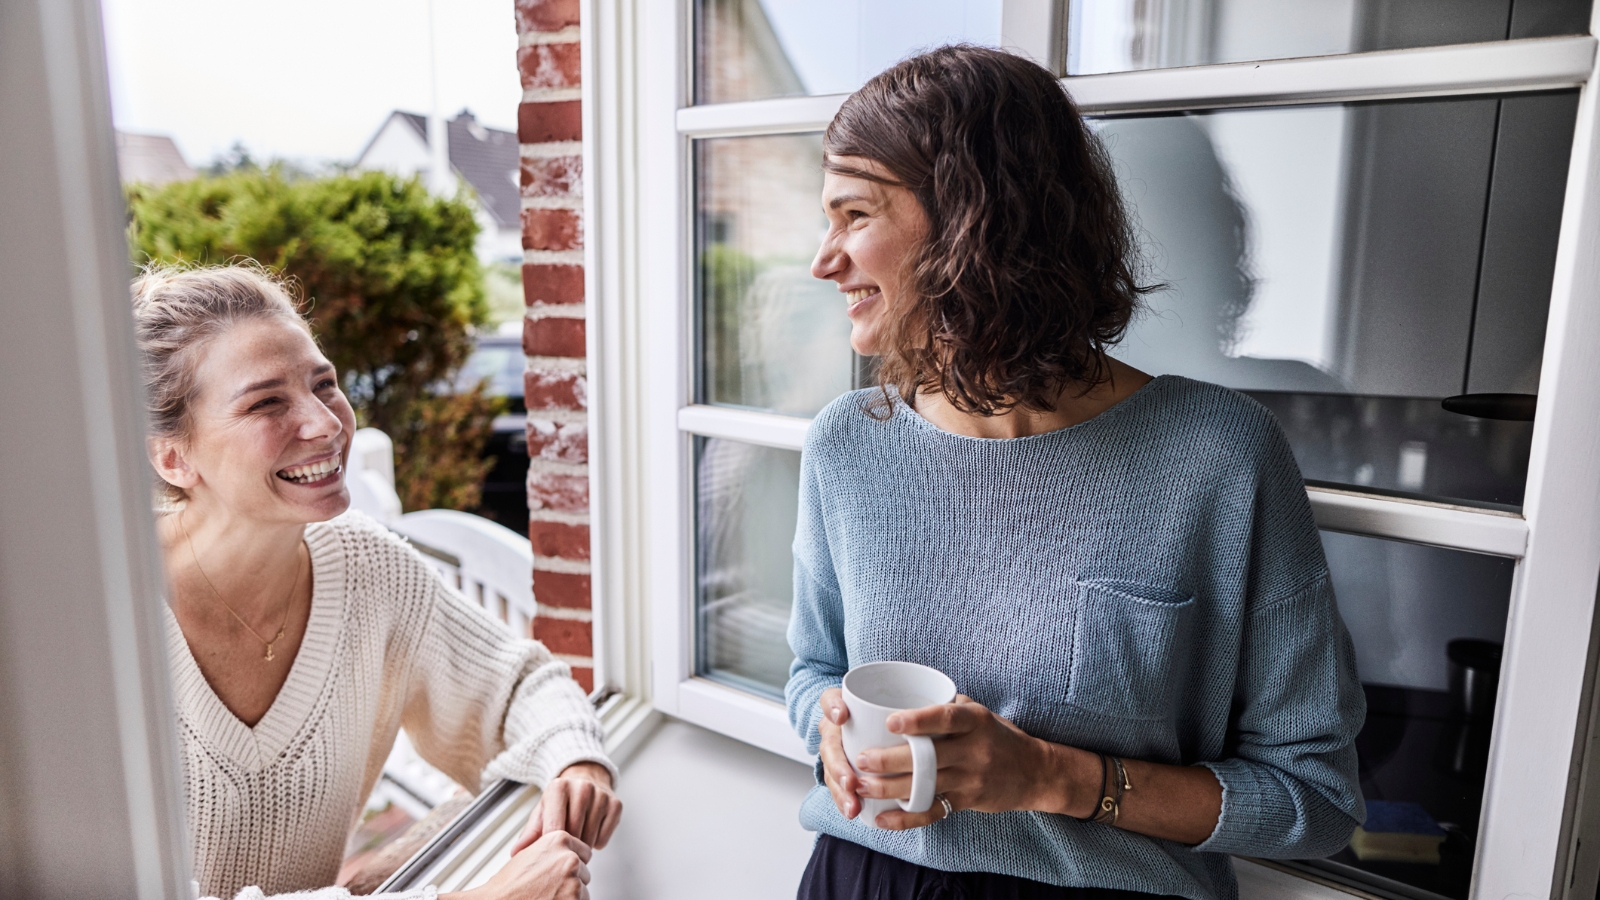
[
  {"xmin": 696, "ymin": 134, "xmax": 855, "ymax": 417},
  {"xmin": 1251, "ymin": 394, "xmax": 1532, "ymax": 507},
  {"xmin": 1098, "ymin": 92, "xmax": 1577, "ymax": 505},
  {"xmin": 694, "ymin": 438, "xmax": 801, "ymax": 698},
  {"xmin": 1297, "ymin": 530, "xmax": 1512, "ymax": 899},
  {"xmin": 1069, "ymin": 0, "xmax": 1592, "ymax": 75},
  {"xmin": 696, "ymin": 0, "xmax": 1003, "ymax": 104}
]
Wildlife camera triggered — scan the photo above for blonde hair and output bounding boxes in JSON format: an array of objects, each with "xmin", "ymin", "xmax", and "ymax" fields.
[{"xmin": 132, "ymin": 262, "xmax": 312, "ymax": 501}]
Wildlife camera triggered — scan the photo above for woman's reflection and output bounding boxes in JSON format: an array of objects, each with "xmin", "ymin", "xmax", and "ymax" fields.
[{"xmin": 1097, "ymin": 114, "xmax": 1346, "ymax": 393}]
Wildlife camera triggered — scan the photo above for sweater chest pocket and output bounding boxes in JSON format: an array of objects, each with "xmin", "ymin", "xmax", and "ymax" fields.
[{"xmin": 1066, "ymin": 582, "xmax": 1195, "ymax": 720}]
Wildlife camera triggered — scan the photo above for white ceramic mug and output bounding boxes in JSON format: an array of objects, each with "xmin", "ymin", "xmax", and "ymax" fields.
[{"xmin": 841, "ymin": 661, "xmax": 958, "ymax": 826}]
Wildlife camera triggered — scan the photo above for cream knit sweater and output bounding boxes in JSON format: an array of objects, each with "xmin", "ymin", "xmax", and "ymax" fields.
[{"xmin": 166, "ymin": 511, "xmax": 612, "ymax": 900}]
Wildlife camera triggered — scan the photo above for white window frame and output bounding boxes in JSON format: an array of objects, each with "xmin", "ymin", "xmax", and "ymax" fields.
[
  {"xmin": 0, "ymin": 0, "xmax": 192, "ymax": 892},
  {"xmin": 580, "ymin": 0, "xmax": 1600, "ymax": 896}
]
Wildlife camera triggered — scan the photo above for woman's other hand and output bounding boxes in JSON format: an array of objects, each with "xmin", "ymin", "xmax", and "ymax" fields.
[
  {"xmin": 512, "ymin": 762, "xmax": 623, "ymax": 854},
  {"xmin": 855, "ymin": 695, "xmax": 1097, "ymax": 830},
  {"xmin": 816, "ymin": 688, "xmax": 862, "ymax": 819},
  {"xmin": 447, "ymin": 830, "xmax": 591, "ymax": 900}
]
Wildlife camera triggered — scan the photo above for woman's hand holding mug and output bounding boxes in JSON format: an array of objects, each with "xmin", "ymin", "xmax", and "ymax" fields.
[
  {"xmin": 818, "ymin": 660, "xmax": 957, "ymax": 826},
  {"xmin": 819, "ymin": 661, "xmax": 1103, "ymax": 831},
  {"xmin": 817, "ymin": 687, "xmax": 863, "ymax": 820},
  {"xmin": 856, "ymin": 695, "xmax": 1081, "ymax": 830}
]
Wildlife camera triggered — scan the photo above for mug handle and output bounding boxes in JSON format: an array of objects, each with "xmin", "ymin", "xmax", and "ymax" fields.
[{"xmin": 896, "ymin": 734, "xmax": 938, "ymax": 813}]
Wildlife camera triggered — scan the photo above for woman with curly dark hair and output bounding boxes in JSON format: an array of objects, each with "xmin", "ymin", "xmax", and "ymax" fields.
[{"xmin": 785, "ymin": 46, "xmax": 1365, "ymax": 900}]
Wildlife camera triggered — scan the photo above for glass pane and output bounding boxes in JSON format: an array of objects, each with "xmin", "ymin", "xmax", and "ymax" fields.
[
  {"xmin": 696, "ymin": 0, "xmax": 1004, "ymax": 104},
  {"xmin": 1069, "ymin": 0, "xmax": 1592, "ymax": 75},
  {"xmin": 694, "ymin": 437, "xmax": 801, "ymax": 698},
  {"xmin": 696, "ymin": 134, "xmax": 856, "ymax": 417},
  {"xmin": 1101, "ymin": 92, "xmax": 1578, "ymax": 506},
  {"xmin": 1287, "ymin": 530, "xmax": 1513, "ymax": 899}
]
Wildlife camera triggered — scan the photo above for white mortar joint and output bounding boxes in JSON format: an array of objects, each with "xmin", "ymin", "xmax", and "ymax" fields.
[
  {"xmin": 521, "ymin": 141, "xmax": 584, "ymax": 158},
  {"xmin": 529, "ymin": 457, "xmax": 588, "ymax": 477},
  {"xmin": 535, "ymin": 603, "xmax": 593, "ymax": 621},
  {"xmin": 533, "ymin": 554, "xmax": 592, "ymax": 575},
  {"xmin": 523, "ymin": 87, "xmax": 582, "ymax": 104},
  {"xmin": 524, "ymin": 354, "xmax": 588, "ymax": 374},
  {"xmin": 522, "ymin": 195, "xmax": 584, "ymax": 211},
  {"xmin": 528, "ymin": 507, "xmax": 591, "ymax": 526},
  {"xmin": 524, "ymin": 248, "xmax": 585, "ymax": 267},
  {"xmin": 526, "ymin": 303, "xmax": 586, "ymax": 322},
  {"xmin": 519, "ymin": 26, "xmax": 580, "ymax": 46}
]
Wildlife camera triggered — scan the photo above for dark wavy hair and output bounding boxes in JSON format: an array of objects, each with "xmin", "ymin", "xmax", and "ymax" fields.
[{"xmin": 825, "ymin": 45, "xmax": 1157, "ymax": 416}]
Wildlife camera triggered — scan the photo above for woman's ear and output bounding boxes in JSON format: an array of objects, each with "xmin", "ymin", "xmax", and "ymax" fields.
[{"xmin": 148, "ymin": 436, "xmax": 199, "ymax": 491}]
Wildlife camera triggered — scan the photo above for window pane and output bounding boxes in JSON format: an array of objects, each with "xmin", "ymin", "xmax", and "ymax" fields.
[
  {"xmin": 694, "ymin": 437, "xmax": 801, "ymax": 698},
  {"xmin": 1101, "ymin": 92, "xmax": 1577, "ymax": 506},
  {"xmin": 696, "ymin": 134, "xmax": 856, "ymax": 417},
  {"xmin": 696, "ymin": 0, "xmax": 1004, "ymax": 104},
  {"xmin": 1069, "ymin": 0, "xmax": 1592, "ymax": 75},
  {"xmin": 1289, "ymin": 530, "xmax": 1512, "ymax": 899}
]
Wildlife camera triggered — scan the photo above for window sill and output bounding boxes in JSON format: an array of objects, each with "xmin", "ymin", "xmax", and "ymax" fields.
[{"xmin": 383, "ymin": 691, "xmax": 1376, "ymax": 900}]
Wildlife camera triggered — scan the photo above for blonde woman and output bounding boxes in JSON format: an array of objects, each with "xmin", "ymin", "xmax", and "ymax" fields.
[{"xmin": 135, "ymin": 264, "xmax": 619, "ymax": 900}]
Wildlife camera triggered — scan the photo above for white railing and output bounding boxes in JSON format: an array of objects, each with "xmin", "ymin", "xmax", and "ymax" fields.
[
  {"xmin": 392, "ymin": 510, "xmax": 536, "ymax": 641},
  {"xmin": 346, "ymin": 428, "xmax": 537, "ymax": 637},
  {"xmin": 345, "ymin": 428, "xmax": 537, "ymax": 815}
]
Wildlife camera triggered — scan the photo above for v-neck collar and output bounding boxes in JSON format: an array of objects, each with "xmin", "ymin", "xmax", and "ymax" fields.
[{"xmin": 165, "ymin": 521, "xmax": 347, "ymax": 772}]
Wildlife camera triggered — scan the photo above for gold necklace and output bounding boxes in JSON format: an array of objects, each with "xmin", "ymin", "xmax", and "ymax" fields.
[{"xmin": 180, "ymin": 510, "xmax": 301, "ymax": 662}]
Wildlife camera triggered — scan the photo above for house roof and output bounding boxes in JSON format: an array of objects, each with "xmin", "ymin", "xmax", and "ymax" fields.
[
  {"xmin": 366, "ymin": 110, "xmax": 520, "ymax": 230},
  {"xmin": 115, "ymin": 132, "xmax": 195, "ymax": 186},
  {"xmin": 446, "ymin": 112, "xmax": 520, "ymax": 230}
]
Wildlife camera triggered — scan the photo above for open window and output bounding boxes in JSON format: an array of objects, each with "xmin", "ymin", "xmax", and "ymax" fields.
[
  {"xmin": 23, "ymin": 0, "xmax": 1600, "ymax": 896},
  {"xmin": 625, "ymin": 1, "xmax": 1600, "ymax": 897}
]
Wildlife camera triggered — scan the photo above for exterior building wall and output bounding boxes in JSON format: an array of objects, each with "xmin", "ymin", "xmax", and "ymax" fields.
[
  {"xmin": 477, "ymin": 206, "xmax": 525, "ymax": 264},
  {"xmin": 359, "ymin": 116, "xmax": 431, "ymax": 180},
  {"xmin": 515, "ymin": 0, "xmax": 593, "ymax": 692}
]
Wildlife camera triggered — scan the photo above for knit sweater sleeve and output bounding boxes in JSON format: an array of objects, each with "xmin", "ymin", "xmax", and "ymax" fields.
[
  {"xmin": 1193, "ymin": 424, "xmax": 1366, "ymax": 858},
  {"xmin": 785, "ymin": 436, "xmax": 849, "ymax": 755},
  {"xmin": 1194, "ymin": 575, "xmax": 1366, "ymax": 857},
  {"xmin": 398, "ymin": 562, "xmax": 615, "ymax": 792}
]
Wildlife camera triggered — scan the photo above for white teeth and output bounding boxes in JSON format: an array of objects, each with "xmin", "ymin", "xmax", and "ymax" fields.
[
  {"xmin": 846, "ymin": 288, "xmax": 878, "ymax": 304},
  {"xmin": 278, "ymin": 457, "xmax": 341, "ymax": 483}
]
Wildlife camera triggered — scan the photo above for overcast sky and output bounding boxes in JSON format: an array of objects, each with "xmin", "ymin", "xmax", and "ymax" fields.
[{"xmin": 100, "ymin": 0, "xmax": 521, "ymax": 168}]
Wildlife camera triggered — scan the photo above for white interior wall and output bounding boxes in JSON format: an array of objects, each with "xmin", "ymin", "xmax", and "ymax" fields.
[{"xmin": 587, "ymin": 718, "xmax": 818, "ymax": 900}]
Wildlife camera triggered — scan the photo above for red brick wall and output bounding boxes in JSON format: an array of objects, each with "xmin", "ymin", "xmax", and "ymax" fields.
[{"xmin": 516, "ymin": 0, "xmax": 592, "ymax": 693}]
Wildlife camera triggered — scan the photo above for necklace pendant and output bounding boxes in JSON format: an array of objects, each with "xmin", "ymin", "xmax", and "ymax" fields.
[{"xmin": 265, "ymin": 644, "xmax": 275, "ymax": 662}]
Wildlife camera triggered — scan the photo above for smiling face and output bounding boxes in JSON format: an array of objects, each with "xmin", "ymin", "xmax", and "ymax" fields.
[
  {"xmin": 151, "ymin": 317, "xmax": 355, "ymax": 526},
  {"xmin": 812, "ymin": 156, "xmax": 930, "ymax": 355}
]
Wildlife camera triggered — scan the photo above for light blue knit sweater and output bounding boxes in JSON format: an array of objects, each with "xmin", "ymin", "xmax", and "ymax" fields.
[{"xmin": 785, "ymin": 376, "xmax": 1366, "ymax": 900}]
